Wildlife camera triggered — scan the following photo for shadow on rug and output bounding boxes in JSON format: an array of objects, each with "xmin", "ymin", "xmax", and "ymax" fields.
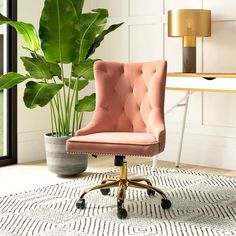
[{"xmin": 0, "ymin": 165, "xmax": 236, "ymax": 236}]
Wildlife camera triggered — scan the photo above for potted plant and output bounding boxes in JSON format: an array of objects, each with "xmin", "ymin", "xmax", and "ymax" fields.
[{"xmin": 0, "ymin": 0, "xmax": 123, "ymax": 176}]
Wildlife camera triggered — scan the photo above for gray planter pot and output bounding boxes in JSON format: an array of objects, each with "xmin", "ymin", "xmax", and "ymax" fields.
[{"xmin": 44, "ymin": 134, "xmax": 88, "ymax": 176}]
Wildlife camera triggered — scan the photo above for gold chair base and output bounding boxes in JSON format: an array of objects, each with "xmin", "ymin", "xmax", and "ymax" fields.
[{"xmin": 79, "ymin": 161, "xmax": 168, "ymax": 206}]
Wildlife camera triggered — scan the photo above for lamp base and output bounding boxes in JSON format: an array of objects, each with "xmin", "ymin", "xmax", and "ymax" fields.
[{"xmin": 183, "ymin": 46, "xmax": 196, "ymax": 73}]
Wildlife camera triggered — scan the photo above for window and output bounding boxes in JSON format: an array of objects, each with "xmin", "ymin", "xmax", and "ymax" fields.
[{"xmin": 0, "ymin": 0, "xmax": 17, "ymax": 166}]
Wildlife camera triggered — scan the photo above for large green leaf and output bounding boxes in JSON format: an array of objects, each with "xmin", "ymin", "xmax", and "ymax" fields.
[
  {"xmin": 21, "ymin": 56, "xmax": 61, "ymax": 79},
  {"xmin": 73, "ymin": 59, "xmax": 96, "ymax": 80},
  {"xmin": 21, "ymin": 57, "xmax": 53, "ymax": 80},
  {"xmin": 39, "ymin": 0, "xmax": 79, "ymax": 63},
  {"xmin": 77, "ymin": 79, "xmax": 89, "ymax": 90},
  {"xmin": 24, "ymin": 81, "xmax": 63, "ymax": 108},
  {"xmin": 30, "ymin": 53, "xmax": 61, "ymax": 77},
  {"xmin": 75, "ymin": 93, "xmax": 96, "ymax": 112},
  {"xmin": 71, "ymin": 0, "xmax": 84, "ymax": 18},
  {"xmin": 63, "ymin": 78, "xmax": 89, "ymax": 90},
  {"xmin": 77, "ymin": 9, "xmax": 108, "ymax": 61},
  {"xmin": 0, "ymin": 13, "xmax": 40, "ymax": 51},
  {"xmin": 48, "ymin": 63, "xmax": 61, "ymax": 77},
  {"xmin": 86, "ymin": 23, "xmax": 124, "ymax": 58},
  {"xmin": 86, "ymin": 22, "xmax": 124, "ymax": 58},
  {"xmin": 0, "ymin": 72, "xmax": 29, "ymax": 89}
]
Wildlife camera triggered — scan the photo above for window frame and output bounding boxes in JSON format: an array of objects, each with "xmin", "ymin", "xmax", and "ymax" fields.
[{"xmin": 0, "ymin": 0, "xmax": 17, "ymax": 166}]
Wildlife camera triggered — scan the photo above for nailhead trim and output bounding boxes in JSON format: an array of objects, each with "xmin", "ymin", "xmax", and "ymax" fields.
[{"xmin": 67, "ymin": 151, "xmax": 152, "ymax": 157}]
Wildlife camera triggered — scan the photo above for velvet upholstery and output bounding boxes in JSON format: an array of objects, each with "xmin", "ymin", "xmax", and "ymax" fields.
[{"xmin": 66, "ymin": 60, "xmax": 167, "ymax": 156}]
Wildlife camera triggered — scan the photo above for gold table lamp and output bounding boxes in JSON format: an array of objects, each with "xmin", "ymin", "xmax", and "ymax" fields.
[{"xmin": 168, "ymin": 9, "xmax": 211, "ymax": 73}]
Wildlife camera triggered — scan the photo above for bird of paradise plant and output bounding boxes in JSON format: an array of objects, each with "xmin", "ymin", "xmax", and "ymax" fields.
[{"xmin": 0, "ymin": 0, "xmax": 123, "ymax": 136}]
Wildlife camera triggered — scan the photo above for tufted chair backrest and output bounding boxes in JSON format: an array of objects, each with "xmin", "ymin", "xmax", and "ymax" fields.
[{"xmin": 93, "ymin": 60, "xmax": 167, "ymax": 133}]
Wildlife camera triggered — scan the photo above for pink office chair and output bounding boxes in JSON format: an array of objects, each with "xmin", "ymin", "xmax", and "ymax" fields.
[{"xmin": 66, "ymin": 60, "xmax": 171, "ymax": 219}]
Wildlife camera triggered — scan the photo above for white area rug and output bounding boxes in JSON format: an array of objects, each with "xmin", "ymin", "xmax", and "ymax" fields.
[{"xmin": 0, "ymin": 165, "xmax": 236, "ymax": 236}]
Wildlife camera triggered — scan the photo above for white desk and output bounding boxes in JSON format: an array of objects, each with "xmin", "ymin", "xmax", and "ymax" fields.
[
  {"xmin": 167, "ymin": 73, "xmax": 236, "ymax": 93},
  {"xmin": 160, "ymin": 73, "xmax": 236, "ymax": 168}
]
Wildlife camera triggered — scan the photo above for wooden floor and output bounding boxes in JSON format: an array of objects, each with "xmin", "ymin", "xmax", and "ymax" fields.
[{"xmin": 0, "ymin": 156, "xmax": 235, "ymax": 196}]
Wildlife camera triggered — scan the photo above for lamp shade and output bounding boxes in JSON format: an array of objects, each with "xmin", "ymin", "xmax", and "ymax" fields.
[{"xmin": 168, "ymin": 9, "xmax": 211, "ymax": 37}]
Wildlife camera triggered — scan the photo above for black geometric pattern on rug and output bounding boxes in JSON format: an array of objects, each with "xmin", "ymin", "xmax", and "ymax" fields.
[{"xmin": 0, "ymin": 165, "xmax": 236, "ymax": 236}]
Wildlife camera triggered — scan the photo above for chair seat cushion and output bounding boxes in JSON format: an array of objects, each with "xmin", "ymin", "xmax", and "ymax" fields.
[{"xmin": 66, "ymin": 132, "xmax": 160, "ymax": 156}]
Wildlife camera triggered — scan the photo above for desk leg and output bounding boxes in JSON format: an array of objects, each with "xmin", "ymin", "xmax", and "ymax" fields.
[
  {"xmin": 151, "ymin": 155, "xmax": 158, "ymax": 171},
  {"xmin": 176, "ymin": 91, "xmax": 190, "ymax": 167}
]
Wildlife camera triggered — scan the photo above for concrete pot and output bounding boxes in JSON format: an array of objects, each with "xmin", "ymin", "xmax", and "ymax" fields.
[{"xmin": 44, "ymin": 134, "xmax": 88, "ymax": 176}]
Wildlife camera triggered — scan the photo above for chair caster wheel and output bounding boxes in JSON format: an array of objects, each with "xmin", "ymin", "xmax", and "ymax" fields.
[
  {"xmin": 100, "ymin": 188, "xmax": 110, "ymax": 195},
  {"xmin": 147, "ymin": 189, "xmax": 155, "ymax": 196},
  {"xmin": 117, "ymin": 208, "xmax": 128, "ymax": 219},
  {"xmin": 161, "ymin": 199, "xmax": 171, "ymax": 209},
  {"xmin": 76, "ymin": 199, "xmax": 85, "ymax": 209}
]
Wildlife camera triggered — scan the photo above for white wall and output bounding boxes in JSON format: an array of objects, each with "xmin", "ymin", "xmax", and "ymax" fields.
[{"xmin": 91, "ymin": 0, "xmax": 236, "ymax": 170}]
